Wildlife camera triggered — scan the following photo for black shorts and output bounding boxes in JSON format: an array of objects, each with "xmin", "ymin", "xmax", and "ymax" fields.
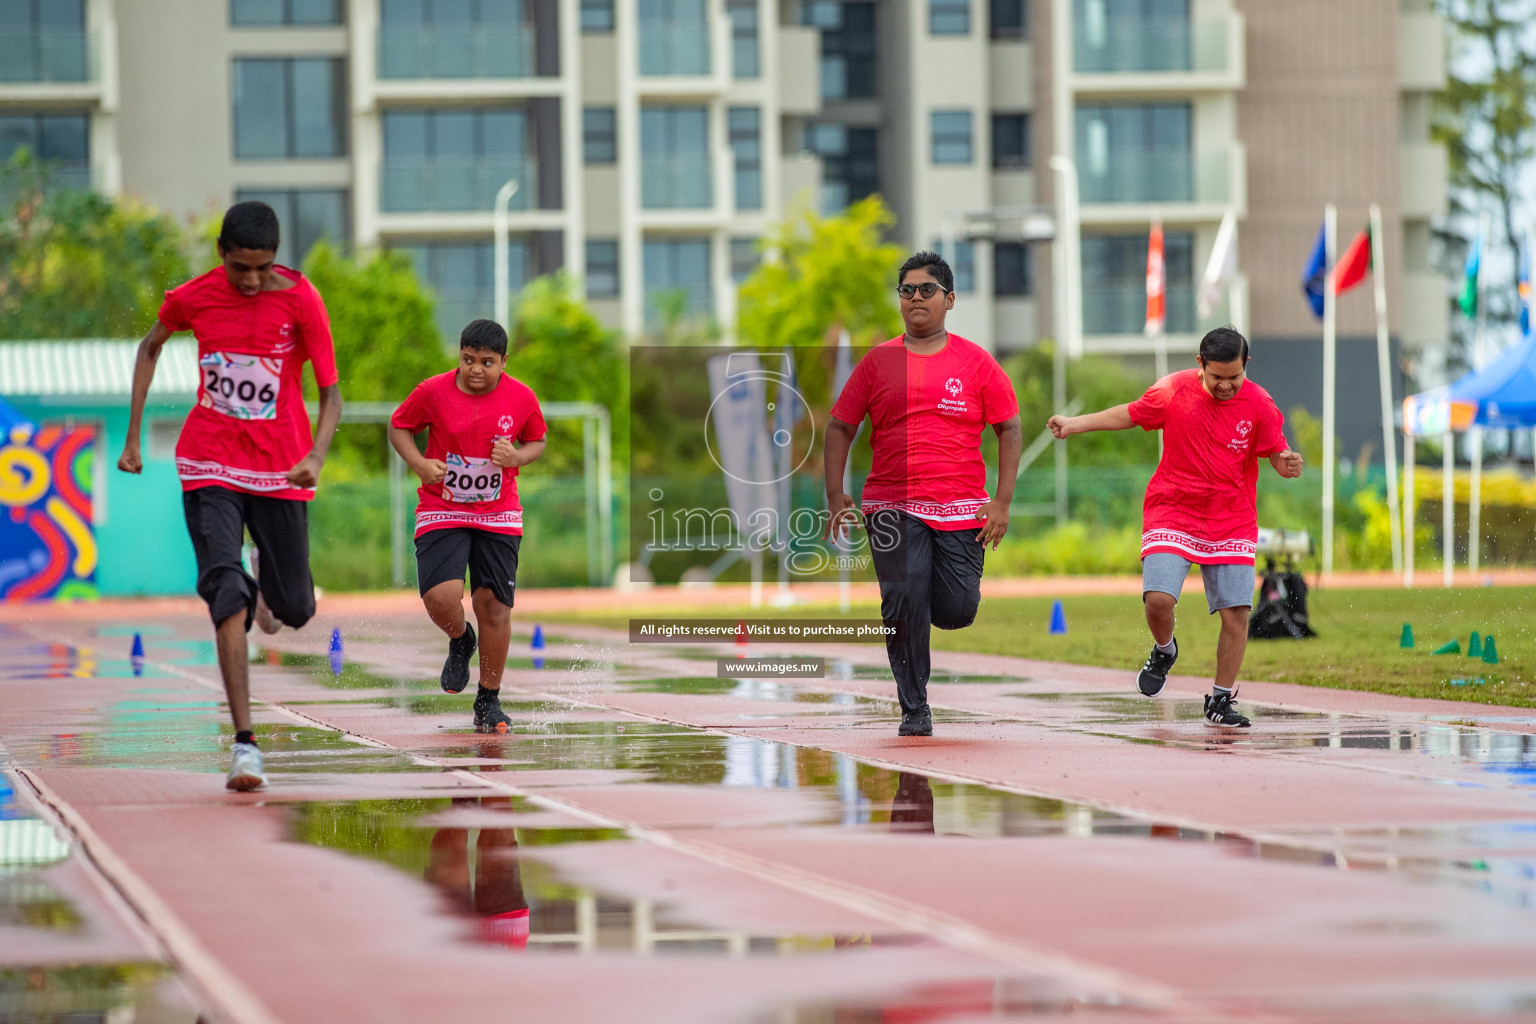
[
  {"xmin": 182, "ymin": 486, "xmax": 315, "ymax": 631},
  {"xmin": 415, "ymin": 528, "xmax": 520, "ymax": 608}
]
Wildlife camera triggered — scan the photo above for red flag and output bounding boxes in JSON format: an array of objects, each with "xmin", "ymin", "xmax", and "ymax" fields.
[
  {"xmin": 1333, "ymin": 226, "xmax": 1372, "ymax": 295},
  {"xmin": 1145, "ymin": 220, "xmax": 1165, "ymax": 337}
]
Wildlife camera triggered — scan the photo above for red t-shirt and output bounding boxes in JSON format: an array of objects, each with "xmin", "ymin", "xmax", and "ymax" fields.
[
  {"xmin": 390, "ymin": 370, "xmax": 547, "ymax": 537},
  {"xmin": 830, "ymin": 334, "xmax": 1019, "ymax": 531},
  {"xmin": 1128, "ymin": 369, "xmax": 1288, "ymax": 565},
  {"xmin": 159, "ymin": 265, "xmax": 339, "ymax": 501}
]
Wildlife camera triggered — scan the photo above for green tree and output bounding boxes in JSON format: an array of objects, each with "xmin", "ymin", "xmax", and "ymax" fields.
[
  {"xmin": 735, "ymin": 195, "xmax": 904, "ymax": 351},
  {"xmin": 0, "ymin": 151, "xmax": 191, "ymax": 338},
  {"xmin": 1432, "ymin": 0, "xmax": 1536, "ymax": 362},
  {"xmin": 302, "ymin": 242, "xmax": 446, "ymax": 472},
  {"xmin": 508, "ymin": 272, "xmax": 628, "ymax": 474}
]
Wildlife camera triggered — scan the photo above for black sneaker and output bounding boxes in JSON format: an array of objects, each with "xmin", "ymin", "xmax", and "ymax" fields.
[
  {"xmin": 473, "ymin": 696, "xmax": 512, "ymax": 735},
  {"xmin": 898, "ymin": 706, "xmax": 933, "ymax": 737},
  {"xmin": 1204, "ymin": 689, "xmax": 1251, "ymax": 728},
  {"xmin": 441, "ymin": 623, "xmax": 477, "ymax": 694},
  {"xmin": 1137, "ymin": 637, "xmax": 1178, "ymax": 696}
]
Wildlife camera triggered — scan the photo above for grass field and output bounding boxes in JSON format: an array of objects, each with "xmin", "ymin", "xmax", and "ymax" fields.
[{"xmin": 543, "ymin": 585, "xmax": 1536, "ymax": 708}]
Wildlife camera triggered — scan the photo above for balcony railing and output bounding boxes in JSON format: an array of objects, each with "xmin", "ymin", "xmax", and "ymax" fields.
[
  {"xmin": 1073, "ymin": 17, "xmax": 1230, "ymax": 74},
  {"xmin": 380, "ymin": 159, "xmax": 536, "ymax": 213},
  {"xmin": 1083, "ymin": 284, "xmax": 1195, "ymax": 336},
  {"xmin": 639, "ymin": 22, "xmax": 710, "ymax": 76},
  {"xmin": 1077, "ymin": 148, "xmax": 1234, "ymax": 205},
  {"xmin": 377, "ymin": 25, "xmax": 536, "ymax": 80},
  {"xmin": 0, "ymin": 29, "xmax": 91, "ymax": 83},
  {"xmin": 641, "ymin": 156, "xmax": 712, "ymax": 209},
  {"xmin": 0, "ymin": 164, "xmax": 91, "ymax": 208}
]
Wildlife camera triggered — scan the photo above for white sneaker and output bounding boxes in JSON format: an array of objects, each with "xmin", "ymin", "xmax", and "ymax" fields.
[
  {"xmin": 250, "ymin": 549, "xmax": 280, "ymax": 636},
  {"xmin": 226, "ymin": 741, "xmax": 267, "ymax": 791}
]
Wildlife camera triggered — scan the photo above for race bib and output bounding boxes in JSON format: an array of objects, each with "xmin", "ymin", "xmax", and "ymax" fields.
[
  {"xmin": 443, "ymin": 454, "xmax": 503, "ymax": 503},
  {"xmin": 200, "ymin": 352, "xmax": 282, "ymax": 420}
]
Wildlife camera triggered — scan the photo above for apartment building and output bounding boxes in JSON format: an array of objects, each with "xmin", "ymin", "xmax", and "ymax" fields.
[{"xmin": 2, "ymin": 0, "xmax": 1448, "ymax": 420}]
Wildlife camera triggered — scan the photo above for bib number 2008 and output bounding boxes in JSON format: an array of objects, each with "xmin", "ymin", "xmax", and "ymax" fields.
[
  {"xmin": 443, "ymin": 454, "xmax": 502, "ymax": 504},
  {"xmin": 200, "ymin": 353, "xmax": 282, "ymax": 420}
]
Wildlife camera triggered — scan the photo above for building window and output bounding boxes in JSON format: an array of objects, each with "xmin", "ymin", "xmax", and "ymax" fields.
[
  {"xmin": 377, "ymin": 0, "xmax": 534, "ymax": 79},
  {"xmin": 382, "ymin": 107, "xmax": 532, "ymax": 212},
  {"xmin": 641, "ymin": 106, "xmax": 711, "ymax": 209},
  {"xmin": 804, "ymin": 123, "xmax": 878, "ymax": 214},
  {"xmin": 726, "ymin": 0, "xmax": 759, "ymax": 78},
  {"xmin": 1081, "ymin": 231, "xmax": 1194, "ymax": 334},
  {"xmin": 583, "ymin": 107, "xmax": 617, "ymax": 164},
  {"xmin": 990, "ymin": 0, "xmax": 1026, "ymax": 39},
  {"xmin": 1, "ymin": 0, "xmax": 87, "ymax": 83},
  {"xmin": 929, "ymin": 0, "xmax": 970, "ymax": 35},
  {"xmin": 1075, "ymin": 102, "xmax": 1191, "ymax": 202},
  {"xmin": 586, "ymin": 239, "xmax": 620, "ymax": 298},
  {"xmin": 803, "ymin": 1, "xmax": 876, "ymax": 101},
  {"xmin": 580, "ymin": 0, "xmax": 614, "ymax": 32},
  {"xmin": 232, "ymin": 58, "xmax": 347, "ymax": 159},
  {"xmin": 233, "ymin": 188, "xmax": 349, "ymax": 267},
  {"xmin": 992, "ymin": 113, "xmax": 1030, "ymax": 169},
  {"xmin": 729, "ymin": 106, "xmax": 761, "ymax": 211},
  {"xmin": 731, "ymin": 237, "xmax": 759, "ymax": 283},
  {"xmin": 934, "ymin": 240, "xmax": 975, "ymax": 292},
  {"xmin": 930, "ymin": 110, "xmax": 973, "ymax": 164},
  {"xmin": 640, "ymin": 0, "xmax": 710, "ymax": 76},
  {"xmin": 230, "ymin": 0, "xmax": 342, "ymax": 25},
  {"xmin": 643, "ymin": 237, "xmax": 712, "ymax": 326},
  {"xmin": 1074, "ymin": 0, "xmax": 1193, "ymax": 74},
  {"xmin": 994, "ymin": 241, "xmax": 1032, "ymax": 297},
  {"xmin": 0, "ymin": 113, "xmax": 90, "ymax": 192},
  {"xmin": 395, "ymin": 239, "xmax": 528, "ymax": 343}
]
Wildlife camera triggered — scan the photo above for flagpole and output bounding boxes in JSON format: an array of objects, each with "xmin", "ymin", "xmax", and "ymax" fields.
[
  {"xmin": 1322, "ymin": 203, "xmax": 1337, "ymax": 577},
  {"xmin": 1442, "ymin": 427, "xmax": 1454, "ymax": 588},
  {"xmin": 1469, "ymin": 210, "xmax": 1489, "ymax": 578},
  {"xmin": 1368, "ymin": 203, "xmax": 1402, "ymax": 576},
  {"xmin": 1403, "ymin": 427, "xmax": 1415, "ymax": 586}
]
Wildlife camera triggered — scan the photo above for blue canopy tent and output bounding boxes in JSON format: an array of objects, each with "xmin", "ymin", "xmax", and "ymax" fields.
[
  {"xmin": 1401, "ymin": 334, "xmax": 1536, "ymax": 585},
  {"xmin": 0, "ymin": 395, "xmax": 34, "ymax": 443}
]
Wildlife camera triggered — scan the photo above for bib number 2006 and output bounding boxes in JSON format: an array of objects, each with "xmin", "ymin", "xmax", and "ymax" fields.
[
  {"xmin": 443, "ymin": 454, "xmax": 502, "ymax": 504},
  {"xmin": 200, "ymin": 353, "xmax": 282, "ymax": 420}
]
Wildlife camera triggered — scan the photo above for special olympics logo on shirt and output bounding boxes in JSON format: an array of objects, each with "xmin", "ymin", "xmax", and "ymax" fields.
[
  {"xmin": 1236, "ymin": 420, "xmax": 1252, "ymax": 437},
  {"xmin": 273, "ymin": 322, "xmax": 296, "ymax": 354},
  {"xmin": 945, "ymin": 377, "xmax": 963, "ymax": 397},
  {"xmin": 1227, "ymin": 420, "xmax": 1253, "ymax": 453},
  {"xmin": 497, "ymin": 415, "xmax": 514, "ymax": 434}
]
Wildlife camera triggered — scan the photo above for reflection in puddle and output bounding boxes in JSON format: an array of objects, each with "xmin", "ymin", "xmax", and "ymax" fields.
[
  {"xmin": 290, "ymin": 797, "xmax": 923, "ymax": 956},
  {"xmin": 776, "ymin": 975, "xmax": 1154, "ymax": 1021},
  {"xmin": 0, "ymin": 964, "xmax": 202, "ymax": 1022}
]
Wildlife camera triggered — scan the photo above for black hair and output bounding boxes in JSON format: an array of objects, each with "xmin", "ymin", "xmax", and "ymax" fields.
[
  {"xmin": 460, "ymin": 318, "xmax": 508, "ymax": 357},
  {"xmin": 1198, "ymin": 325, "xmax": 1249, "ymax": 365},
  {"xmin": 218, "ymin": 201, "xmax": 280, "ymax": 254},
  {"xmin": 898, "ymin": 250, "xmax": 954, "ymax": 293}
]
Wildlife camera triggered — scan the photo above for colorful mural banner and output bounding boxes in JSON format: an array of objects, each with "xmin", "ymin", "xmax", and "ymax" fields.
[{"xmin": 0, "ymin": 422, "xmax": 98, "ymax": 602}]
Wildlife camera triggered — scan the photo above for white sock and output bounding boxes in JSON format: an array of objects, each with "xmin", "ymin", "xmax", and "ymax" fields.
[
  {"xmin": 1154, "ymin": 638, "xmax": 1176, "ymax": 654},
  {"xmin": 1212, "ymin": 684, "xmax": 1232, "ymax": 697}
]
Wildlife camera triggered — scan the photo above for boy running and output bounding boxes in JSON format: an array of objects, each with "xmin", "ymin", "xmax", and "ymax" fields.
[
  {"xmin": 824, "ymin": 251, "xmax": 1023, "ymax": 737},
  {"xmin": 1047, "ymin": 327, "xmax": 1304, "ymax": 727},
  {"xmin": 388, "ymin": 319, "xmax": 546, "ymax": 734},
  {"xmin": 117, "ymin": 201, "xmax": 343, "ymax": 790}
]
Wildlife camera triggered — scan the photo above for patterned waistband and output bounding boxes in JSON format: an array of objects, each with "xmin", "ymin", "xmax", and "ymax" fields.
[
  {"xmin": 176, "ymin": 458, "xmax": 311, "ymax": 497},
  {"xmin": 861, "ymin": 497, "xmax": 989, "ymax": 523}
]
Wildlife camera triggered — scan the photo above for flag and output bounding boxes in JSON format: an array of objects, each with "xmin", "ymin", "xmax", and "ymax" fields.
[
  {"xmin": 1332, "ymin": 225, "xmax": 1371, "ymax": 295},
  {"xmin": 1144, "ymin": 221, "xmax": 1165, "ymax": 337},
  {"xmin": 1198, "ymin": 209, "xmax": 1238, "ymax": 318},
  {"xmin": 1300, "ymin": 221, "xmax": 1327, "ymax": 319},
  {"xmin": 1519, "ymin": 240, "xmax": 1531, "ymax": 336},
  {"xmin": 1459, "ymin": 227, "xmax": 1482, "ymax": 318}
]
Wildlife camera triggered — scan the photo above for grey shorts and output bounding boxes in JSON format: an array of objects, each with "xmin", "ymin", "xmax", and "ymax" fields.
[{"xmin": 1142, "ymin": 552, "xmax": 1255, "ymax": 614}]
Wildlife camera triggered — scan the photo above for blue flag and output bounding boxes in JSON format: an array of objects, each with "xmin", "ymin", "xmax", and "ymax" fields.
[
  {"xmin": 1300, "ymin": 221, "xmax": 1327, "ymax": 319},
  {"xmin": 1519, "ymin": 241, "xmax": 1531, "ymax": 336}
]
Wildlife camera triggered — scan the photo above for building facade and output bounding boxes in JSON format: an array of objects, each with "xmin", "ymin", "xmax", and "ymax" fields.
[{"xmin": 2, "ymin": 0, "xmax": 1447, "ymax": 406}]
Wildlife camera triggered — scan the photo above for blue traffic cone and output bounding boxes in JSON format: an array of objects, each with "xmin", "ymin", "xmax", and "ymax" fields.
[
  {"xmin": 130, "ymin": 632, "xmax": 145, "ymax": 677},
  {"xmin": 328, "ymin": 628, "xmax": 343, "ymax": 676},
  {"xmin": 1400, "ymin": 623, "xmax": 1414, "ymax": 648},
  {"xmin": 531, "ymin": 624, "xmax": 545, "ymax": 669},
  {"xmin": 1468, "ymin": 632, "xmax": 1482, "ymax": 658},
  {"xmin": 1483, "ymin": 635, "xmax": 1499, "ymax": 665},
  {"xmin": 1049, "ymin": 600, "xmax": 1067, "ymax": 635}
]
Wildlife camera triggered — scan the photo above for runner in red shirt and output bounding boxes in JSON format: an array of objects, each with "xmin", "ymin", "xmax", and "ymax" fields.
[
  {"xmin": 824, "ymin": 252, "xmax": 1023, "ymax": 736},
  {"xmin": 116, "ymin": 201, "xmax": 343, "ymax": 789},
  {"xmin": 1048, "ymin": 327, "xmax": 1304, "ymax": 727},
  {"xmin": 389, "ymin": 319, "xmax": 546, "ymax": 734}
]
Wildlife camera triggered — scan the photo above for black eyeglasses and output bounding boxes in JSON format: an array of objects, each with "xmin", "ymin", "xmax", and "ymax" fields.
[{"xmin": 897, "ymin": 282, "xmax": 948, "ymax": 299}]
